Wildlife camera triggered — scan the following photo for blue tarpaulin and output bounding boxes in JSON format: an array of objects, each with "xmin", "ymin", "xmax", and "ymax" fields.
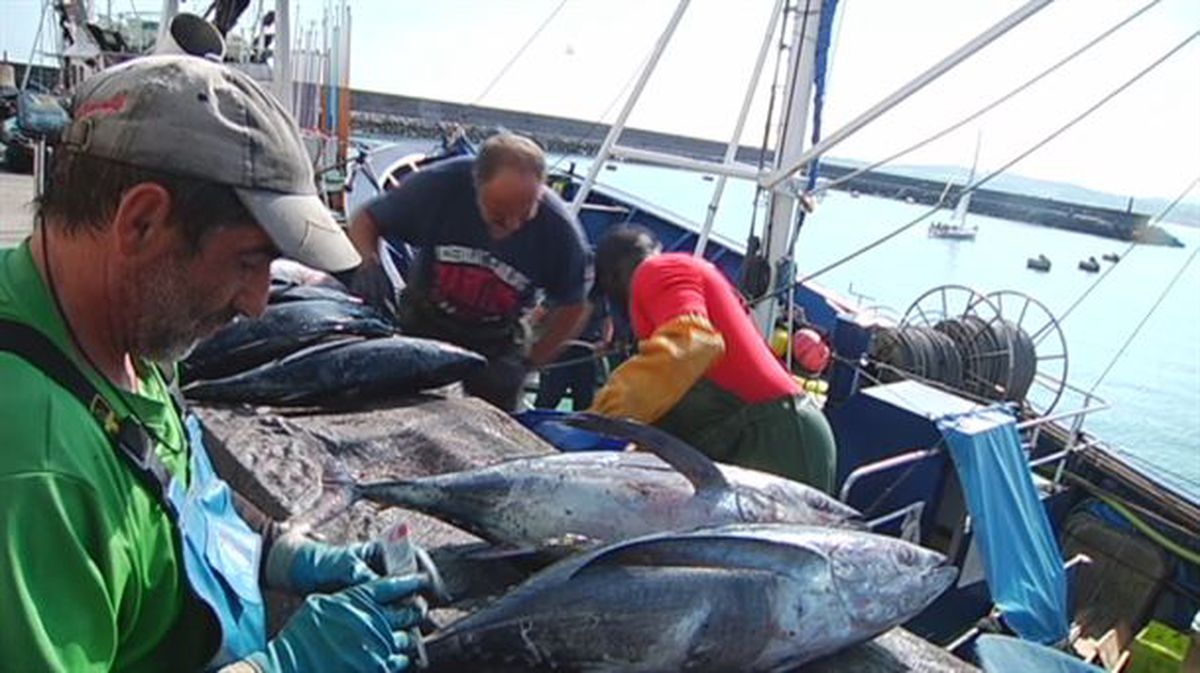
[
  {"xmin": 976, "ymin": 635, "xmax": 1104, "ymax": 673},
  {"xmin": 938, "ymin": 407, "xmax": 1069, "ymax": 645}
]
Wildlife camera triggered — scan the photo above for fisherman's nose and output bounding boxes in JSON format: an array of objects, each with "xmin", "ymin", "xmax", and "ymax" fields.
[{"xmin": 233, "ymin": 270, "xmax": 271, "ymax": 318}]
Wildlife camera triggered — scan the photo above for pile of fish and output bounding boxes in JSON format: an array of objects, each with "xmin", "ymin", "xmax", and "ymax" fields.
[
  {"xmin": 181, "ymin": 262, "xmax": 486, "ymax": 406},
  {"xmin": 313, "ymin": 415, "xmax": 957, "ymax": 671}
]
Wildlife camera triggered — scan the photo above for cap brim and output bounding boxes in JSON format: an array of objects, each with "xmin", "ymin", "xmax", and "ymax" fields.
[{"xmin": 235, "ymin": 188, "xmax": 361, "ymax": 273}]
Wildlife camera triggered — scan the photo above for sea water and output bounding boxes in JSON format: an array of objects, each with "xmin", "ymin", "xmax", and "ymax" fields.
[{"xmin": 357, "ymin": 139, "xmax": 1200, "ymax": 500}]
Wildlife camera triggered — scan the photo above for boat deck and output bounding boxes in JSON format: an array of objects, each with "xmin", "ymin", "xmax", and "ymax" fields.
[{"xmin": 1, "ymin": 171, "xmax": 34, "ymax": 247}]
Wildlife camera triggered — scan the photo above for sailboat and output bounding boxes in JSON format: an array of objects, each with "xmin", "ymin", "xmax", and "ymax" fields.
[{"xmin": 929, "ymin": 131, "xmax": 983, "ymax": 240}]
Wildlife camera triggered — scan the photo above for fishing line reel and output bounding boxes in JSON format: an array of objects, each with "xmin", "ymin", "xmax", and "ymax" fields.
[{"xmin": 865, "ymin": 285, "xmax": 1068, "ymax": 415}]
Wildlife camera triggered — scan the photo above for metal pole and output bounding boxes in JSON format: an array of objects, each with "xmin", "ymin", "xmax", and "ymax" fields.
[
  {"xmin": 21, "ymin": 0, "xmax": 50, "ymax": 91},
  {"xmin": 753, "ymin": 0, "xmax": 820, "ymax": 334},
  {"xmin": 274, "ymin": 0, "xmax": 294, "ymax": 116},
  {"xmin": 695, "ymin": 0, "xmax": 786, "ymax": 257},
  {"xmin": 761, "ymin": 0, "xmax": 1053, "ymax": 190},
  {"xmin": 568, "ymin": 0, "xmax": 691, "ymax": 217},
  {"xmin": 157, "ymin": 0, "xmax": 180, "ymax": 46}
]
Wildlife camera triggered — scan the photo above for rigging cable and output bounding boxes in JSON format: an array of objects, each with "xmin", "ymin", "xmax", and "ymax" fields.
[
  {"xmin": 1053, "ymin": 176, "xmax": 1199, "ymax": 326},
  {"xmin": 471, "ymin": 0, "xmax": 570, "ymax": 107},
  {"xmin": 796, "ymin": 30, "xmax": 1199, "ymax": 285},
  {"xmin": 811, "ymin": 0, "xmax": 1166, "ymax": 197},
  {"xmin": 1087, "ymin": 239, "xmax": 1200, "ymax": 397},
  {"xmin": 547, "ymin": 52, "xmax": 650, "ymax": 174}
]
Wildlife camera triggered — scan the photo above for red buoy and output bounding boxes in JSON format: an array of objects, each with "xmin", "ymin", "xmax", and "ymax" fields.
[{"xmin": 791, "ymin": 328, "xmax": 830, "ymax": 374}]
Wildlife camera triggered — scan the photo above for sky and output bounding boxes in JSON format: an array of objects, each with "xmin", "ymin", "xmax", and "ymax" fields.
[{"xmin": 3, "ymin": 0, "xmax": 1199, "ymax": 200}]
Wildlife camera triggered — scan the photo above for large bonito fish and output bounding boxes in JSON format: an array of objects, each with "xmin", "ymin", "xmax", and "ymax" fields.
[
  {"xmin": 425, "ymin": 524, "xmax": 957, "ymax": 672},
  {"xmin": 318, "ymin": 415, "xmax": 863, "ymax": 552}
]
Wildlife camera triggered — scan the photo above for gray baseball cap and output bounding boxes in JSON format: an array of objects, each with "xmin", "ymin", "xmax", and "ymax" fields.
[{"xmin": 62, "ymin": 54, "xmax": 360, "ymax": 272}]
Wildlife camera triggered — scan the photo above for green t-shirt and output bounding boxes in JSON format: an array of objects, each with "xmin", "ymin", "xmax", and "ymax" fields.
[{"xmin": 0, "ymin": 241, "xmax": 214, "ymax": 671}]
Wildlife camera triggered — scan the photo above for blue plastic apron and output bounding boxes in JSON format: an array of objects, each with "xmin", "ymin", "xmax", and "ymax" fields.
[{"xmin": 175, "ymin": 414, "xmax": 267, "ymax": 668}]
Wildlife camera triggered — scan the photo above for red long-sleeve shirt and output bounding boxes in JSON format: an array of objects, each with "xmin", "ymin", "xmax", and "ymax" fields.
[{"xmin": 629, "ymin": 253, "xmax": 799, "ymax": 403}]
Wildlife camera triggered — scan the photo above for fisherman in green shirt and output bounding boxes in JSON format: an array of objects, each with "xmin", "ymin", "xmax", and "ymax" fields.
[{"xmin": 0, "ymin": 56, "xmax": 427, "ymax": 671}]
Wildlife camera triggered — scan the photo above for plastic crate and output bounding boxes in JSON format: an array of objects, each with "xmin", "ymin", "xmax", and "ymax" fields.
[{"xmin": 1128, "ymin": 621, "xmax": 1191, "ymax": 673}]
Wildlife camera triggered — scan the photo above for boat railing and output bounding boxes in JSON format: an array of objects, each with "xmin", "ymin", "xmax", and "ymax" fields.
[
  {"xmin": 1018, "ymin": 381, "xmax": 1110, "ymax": 487},
  {"xmin": 840, "ymin": 389, "xmax": 1111, "ymax": 527}
]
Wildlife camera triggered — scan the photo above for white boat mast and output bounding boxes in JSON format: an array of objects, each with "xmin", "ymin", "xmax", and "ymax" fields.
[
  {"xmin": 753, "ymin": 1, "xmax": 823, "ymax": 332},
  {"xmin": 272, "ymin": 0, "xmax": 293, "ymax": 116}
]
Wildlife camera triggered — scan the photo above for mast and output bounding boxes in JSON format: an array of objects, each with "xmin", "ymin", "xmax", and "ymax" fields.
[
  {"xmin": 273, "ymin": 0, "xmax": 293, "ymax": 117},
  {"xmin": 753, "ymin": 1, "xmax": 823, "ymax": 332},
  {"xmin": 953, "ymin": 129, "xmax": 983, "ymax": 226}
]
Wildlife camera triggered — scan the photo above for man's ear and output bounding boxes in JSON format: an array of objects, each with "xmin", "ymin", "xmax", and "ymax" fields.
[{"xmin": 112, "ymin": 182, "xmax": 176, "ymax": 258}]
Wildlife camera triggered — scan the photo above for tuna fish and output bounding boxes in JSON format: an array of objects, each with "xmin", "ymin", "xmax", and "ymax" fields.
[
  {"xmin": 268, "ymin": 283, "xmax": 361, "ymax": 305},
  {"xmin": 183, "ymin": 299, "xmax": 394, "ymax": 381},
  {"xmin": 322, "ymin": 414, "xmax": 863, "ymax": 552},
  {"xmin": 424, "ymin": 524, "xmax": 957, "ymax": 672},
  {"xmin": 183, "ymin": 335, "xmax": 487, "ymax": 406}
]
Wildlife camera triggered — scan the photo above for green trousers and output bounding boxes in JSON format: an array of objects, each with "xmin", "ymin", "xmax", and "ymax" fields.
[{"xmin": 656, "ymin": 379, "xmax": 837, "ymax": 494}]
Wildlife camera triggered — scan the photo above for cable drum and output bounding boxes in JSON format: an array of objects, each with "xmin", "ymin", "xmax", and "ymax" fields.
[
  {"xmin": 869, "ymin": 325, "xmax": 963, "ymax": 389},
  {"xmin": 876, "ymin": 286, "xmax": 1070, "ymax": 413}
]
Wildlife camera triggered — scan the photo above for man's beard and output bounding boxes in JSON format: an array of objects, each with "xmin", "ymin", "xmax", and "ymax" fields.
[{"xmin": 128, "ymin": 256, "xmax": 234, "ymax": 366}]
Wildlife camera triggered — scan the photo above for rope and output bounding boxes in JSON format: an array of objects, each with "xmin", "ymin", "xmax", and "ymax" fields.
[
  {"xmin": 471, "ymin": 0, "xmax": 570, "ymax": 107},
  {"xmin": 547, "ymin": 51, "xmax": 652, "ymax": 174},
  {"xmin": 1056, "ymin": 176, "xmax": 1200, "ymax": 325},
  {"xmin": 797, "ymin": 31, "xmax": 1199, "ymax": 285},
  {"xmin": 1088, "ymin": 239, "xmax": 1200, "ymax": 396},
  {"xmin": 812, "ymin": 0, "xmax": 1165, "ymax": 197}
]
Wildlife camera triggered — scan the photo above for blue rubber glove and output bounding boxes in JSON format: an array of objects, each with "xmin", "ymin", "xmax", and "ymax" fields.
[
  {"xmin": 265, "ymin": 533, "xmax": 385, "ymax": 595},
  {"xmin": 220, "ymin": 575, "xmax": 428, "ymax": 673}
]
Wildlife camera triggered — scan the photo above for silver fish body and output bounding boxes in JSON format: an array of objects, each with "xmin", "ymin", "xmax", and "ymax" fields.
[
  {"xmin": 349, "ymin": 449, "xmax": 863, "ymax": 550},
  {"xmin": 425, "ymin": 524, "xmax": 957, "ymax": 672}
]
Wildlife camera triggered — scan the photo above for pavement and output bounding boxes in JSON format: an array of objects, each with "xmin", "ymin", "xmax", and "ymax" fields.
[{"xmin": 0, "ymin": 170, "xmax": 34, "ymax": 248}]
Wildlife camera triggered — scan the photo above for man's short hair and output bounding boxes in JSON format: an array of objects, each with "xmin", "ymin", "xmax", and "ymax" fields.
[
  {"xmin": 473, "ymin": 133, "xmax": 547, "ymax": 186},
  {"xmin": 37, "ymin": 151, "xmax": 252, "ymax": 253}
]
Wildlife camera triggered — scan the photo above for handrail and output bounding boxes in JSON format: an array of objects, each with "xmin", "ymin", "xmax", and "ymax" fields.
[
  {"xmin": 1016, "ymin": 400, "xmax": 1110, "ymax": 431},
  {"xmin": 839, "ymin": 448, "xmax": 941, "ymax": 503}
]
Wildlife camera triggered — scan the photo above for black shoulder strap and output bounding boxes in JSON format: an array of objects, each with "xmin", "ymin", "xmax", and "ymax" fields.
[{"xmin": 0, "ymin": 318, "xmax": 178, "ymax": 518}]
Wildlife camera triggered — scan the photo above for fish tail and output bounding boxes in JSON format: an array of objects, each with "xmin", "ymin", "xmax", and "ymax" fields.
[{"xmin": 288, "ymin": 458, "xmax": 362, "ymax": 533}]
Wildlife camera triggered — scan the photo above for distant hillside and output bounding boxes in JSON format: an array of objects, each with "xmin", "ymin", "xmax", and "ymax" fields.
[{"xmin": 828, "ymin": 158, "xmax": 1200, "ymax": 227}]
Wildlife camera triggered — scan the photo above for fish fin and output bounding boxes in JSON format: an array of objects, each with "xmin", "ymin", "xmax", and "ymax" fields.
[
  {"xmin": 276, "ymin": 422, "xmax": 360, "ymax": 532},
  {"xmin": 563, "ymin": 413, "xmax": 729, "ymax": 493}
]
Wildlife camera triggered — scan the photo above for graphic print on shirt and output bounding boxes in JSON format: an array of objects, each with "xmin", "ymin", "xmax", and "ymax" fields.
[{"xmin": 431, "ymin": 245, "xmax": 532, "ymax": 321}]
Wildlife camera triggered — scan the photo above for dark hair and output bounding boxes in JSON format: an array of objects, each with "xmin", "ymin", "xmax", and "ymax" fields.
[
  {"xmin": 36, "ymin": 151, "xmax": 253, "ymax": 253},
  {"xmin": 473, "ymin": 132, "xmax": 546, "ymax": 186},
  {"xmin": 595, "ymin": 223, "xmax": 660, "ymax": 311}
]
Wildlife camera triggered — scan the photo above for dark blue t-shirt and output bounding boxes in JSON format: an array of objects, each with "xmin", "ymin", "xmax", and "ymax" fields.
[{"xmin": 365, "ymin": 157, "xmax": 590, "ymax": 323}]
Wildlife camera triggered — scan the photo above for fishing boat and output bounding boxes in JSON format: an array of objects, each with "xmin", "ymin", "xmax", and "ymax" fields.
[
  {"xmin": 7, "ymin": 1, "xmax": 1199, "ymax": 671},
  {"xmin": 1102, "ymin": 252, "xmax": 1121, "ymax": 263},
  {"xmin": 1027, "ymin": 254, "xmax": 1052, "ymax": 272},
  {"xmin": 350, "ymin": 2, "xmax": 1200, "ymax": 670},
  {"xmin": 929, "ymin": 132, "xmax": 983, "ymax": 241},
  {"xmin": 1079, "ymin": 256, "xmax": 1101, "ymax": 273}
]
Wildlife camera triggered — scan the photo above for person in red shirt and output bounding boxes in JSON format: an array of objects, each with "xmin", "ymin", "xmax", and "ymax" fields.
[{"xmin": 590, "ymin": 224, "xmax": 836, "ymax": 493}]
